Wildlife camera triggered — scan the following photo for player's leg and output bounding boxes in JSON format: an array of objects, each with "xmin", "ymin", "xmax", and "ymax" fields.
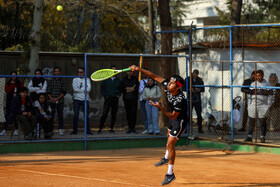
[
  {"xmin": 154, "ymin": 128, "xmax": 171, "ymax": 167},
  {"xmin": 161, "ymin": 135, "xmax": 177, "ymax": 185}
]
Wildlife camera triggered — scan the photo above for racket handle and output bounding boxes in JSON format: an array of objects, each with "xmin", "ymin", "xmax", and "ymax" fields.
[{"xmin": 122, "ymin": 68, "xmax": 131, "ymax": 72}]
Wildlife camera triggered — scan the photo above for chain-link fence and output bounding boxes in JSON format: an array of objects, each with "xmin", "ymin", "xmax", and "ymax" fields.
[
  {"xmin": 0, "ymin": 53, "xmax": 188, "ymax": 149},
  {"xmin": 177, "ymin": 24, "xmax": 280, "ymax": 146}
]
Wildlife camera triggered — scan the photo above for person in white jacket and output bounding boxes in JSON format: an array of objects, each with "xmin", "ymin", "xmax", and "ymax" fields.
[
  {"xmin": 71, "ymin": 67, "xmax": 93, "ymax": 135},
  {"xmin": 142, "ymin": 78, "xmax": 162, "ymax": 135},
  {"xmin": 28, "ymin": 69, "xmax": 47, "ymax": 103},
  {"xmin": 244, "ymin": 70, "xmax": 272, "ymax": 143}
]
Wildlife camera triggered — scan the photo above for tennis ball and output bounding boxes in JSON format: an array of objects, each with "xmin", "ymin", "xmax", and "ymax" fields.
[{"xmin": 57, "ymin": 5, "xmax": 63, "ymax": 11}]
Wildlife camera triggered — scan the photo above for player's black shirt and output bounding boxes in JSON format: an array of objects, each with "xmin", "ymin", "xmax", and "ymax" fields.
[{"xmin": 161, "ymin": 79, "xmax": 188, "ymax": 122}]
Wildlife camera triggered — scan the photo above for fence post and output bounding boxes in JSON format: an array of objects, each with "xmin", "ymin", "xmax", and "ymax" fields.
[{"xmin": 229, "ymin": 26, "xmax": 234, "ymax": 141}]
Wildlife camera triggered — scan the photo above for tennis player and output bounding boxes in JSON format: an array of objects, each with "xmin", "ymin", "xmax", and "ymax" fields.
[{"xmin": 130, "ymin": 65, "xmax": 188, "ymax": 186}]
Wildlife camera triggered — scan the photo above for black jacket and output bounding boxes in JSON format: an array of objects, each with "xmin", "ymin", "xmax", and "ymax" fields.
[{"xmin": 120, "ymin": 75, "xmax": 139, "ymax": 101}]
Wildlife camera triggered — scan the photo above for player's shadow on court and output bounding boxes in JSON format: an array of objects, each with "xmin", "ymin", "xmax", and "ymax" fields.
[{"xmin": 0, "ymin": 156, "xmax": 152, "ymax": 166}]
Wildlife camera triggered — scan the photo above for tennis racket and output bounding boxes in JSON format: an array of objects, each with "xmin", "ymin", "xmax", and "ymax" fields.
[{"xmin": 90, "ymin": 68, "xmax": 131, "ymax": 81}]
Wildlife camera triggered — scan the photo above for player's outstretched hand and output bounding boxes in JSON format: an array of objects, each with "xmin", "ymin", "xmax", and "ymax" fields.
[
  {"xmin": 149, "ymin": 100, "xmax": 161, "ymax": 109},
  {"xmin": 129, "ymin": 65, "xmax": 139, "ymax": 72}
]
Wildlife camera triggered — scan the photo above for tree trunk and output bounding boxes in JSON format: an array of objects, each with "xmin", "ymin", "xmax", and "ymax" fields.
[
  {"xmin": 230, "ymin": 0, "xmax": 242, "ymax": 25},
  {"xmin": 29, "ymin": 0, "xmax": 43, "ymax": 75},
  {"xmin": 158, "ymin": 0, "xmax": 174, "ymax": 128},
  {"xmin": 89, "ymin": 12, "xmax": 100, "ymax": 52},
  {"xmin": 231, "ymin": 0, "xmax": 242, "ymax": 41},
  {"xmin": 148, "ymin": 0, "xmax": 155, "ymax": 53}
]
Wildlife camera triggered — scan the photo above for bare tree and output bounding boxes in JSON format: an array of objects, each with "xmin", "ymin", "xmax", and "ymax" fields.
[{"xmin": 29, "ymin": 0, "xmax": 43, "ymax": 75}]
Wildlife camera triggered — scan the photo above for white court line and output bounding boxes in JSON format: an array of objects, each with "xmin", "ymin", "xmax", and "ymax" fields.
[{"xmin": 16, "ymin": 169, "xmax": 153, "ymax": 187}]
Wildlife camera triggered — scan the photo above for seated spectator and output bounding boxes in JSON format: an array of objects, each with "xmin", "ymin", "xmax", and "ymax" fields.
[
  {"xmin": 28, "ymin": 69, "xmax": 47, "ymax": 103},
  {"xmin": 142, "ymin": 78, "xmax": 162, "ymax": 135},
  {"xmin": 0, "ymin": 71, "xmax": 23, "ymax": 136},
  {"xmin": 267, "ymin": 73, "xmax": 280, "ymax": 131},
  {"xmin": 33, "ymin": 93, "xmax": 53, "ymax": 139},
  {"xmin": 12, "ymin": 87, "xmax": 37, "ymax": 140}
]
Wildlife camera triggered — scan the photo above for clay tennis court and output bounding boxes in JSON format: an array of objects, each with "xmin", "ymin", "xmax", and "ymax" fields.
[{"xmin": 0, "ymin": 146, "xmax": 280, "ymax": 186}]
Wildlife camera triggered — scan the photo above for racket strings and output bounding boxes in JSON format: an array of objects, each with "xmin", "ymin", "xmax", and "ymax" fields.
[{"xmin": 91, "ymin": 70, "xmax": 114, "ymax": 80}]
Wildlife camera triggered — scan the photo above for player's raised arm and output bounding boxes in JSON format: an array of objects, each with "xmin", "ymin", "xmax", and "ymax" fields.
[{"xmin": 130, "ymin": 65, "xmax": 164, "ymax": 83}]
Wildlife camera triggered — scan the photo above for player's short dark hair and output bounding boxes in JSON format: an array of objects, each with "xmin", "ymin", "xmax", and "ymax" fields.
[
  {"xmin": 171, "ymin": 75, "xmax": 184, "ymax": 88},
  {"xmin": 193, "ymin": 69, "xmax": 199, "ymax": 75},
  {"xmin": 251, "ymin": 71, "xmax": 256, "ymax": 75},
  {"xmin": 256, "ymin": 70, "xmax": 264, "ymax": 76},
  {"xmin": 19, "ymin": 87, "xmax": 28, "ymax": 93}
]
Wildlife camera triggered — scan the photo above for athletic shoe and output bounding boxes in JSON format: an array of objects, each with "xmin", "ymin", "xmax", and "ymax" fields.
[
  {"xmin": 13, "ymin": 129, "xmax": 19, "ymax": 136},
  {"xmin": 154, "ymin": 157, "xmax": 169, "ymax": 167},
  {"xmin": 0, "ymin": 130, "xmax": 6, "ymax": 136},
  {"xmin": 244, "ymin": 136, "xmax": 252, "ymax": 142},
  {"xmin": 58, "ymin": 129, "xmax": 64, "ymax": 136},
  {"xmin": 260, "ymin": 136, "xmax": 265, "ymax": 143},
  {"xmin": 142, "ymin": 130, "xmax": 148, "ymax": 134},
  {"xmin": 161, "ymin": 173, "xmax": 176, "ymax": 186}
]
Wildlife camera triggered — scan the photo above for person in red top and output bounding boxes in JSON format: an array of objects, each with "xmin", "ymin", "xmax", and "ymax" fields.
[{"xmin": 0, "ymin": 71, "xmax": 24, "ymax": 136}]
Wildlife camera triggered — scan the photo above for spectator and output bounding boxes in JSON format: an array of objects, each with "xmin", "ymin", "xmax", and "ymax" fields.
[
  {"xmin": 28, "ymin": 69, "xmax": 47, "ymax": 103},
  {"xmin": 47, "ymin": 67, "xmax": 67, "ymax": 136},
  {"xmin": 120, "ymin": 70, "xmax": 139, "ymax": 134},
  {"xmin": 13, "ymin": 87, "xmax": 37, "ymax": 140},
  {"xmin": 98, "ymin": 65, "xmax": 121, "ymax": 134},
  {"xmin": 33, "ymin": 93, "xmax": 53, "ymax": 139},
  {"xmin": 0, "ymin": 71, "xmax": 23, "ymax": 136},
  {"xmin": 142, "ymin": 77, "xmax": 162, "ymax": 135},
  {"xmin": 71, "ymin": 67, "xmax": 93, "ymax": 135},
  {"xmin": 267, "ymin": 73, "xmax": 280, "ymax": 131},
  {"xmin": 244, "ymin": 70, "xmax": 272, "ymax": 143},
  {"xmin": 183, "ymin": 69, "xmax": 205, "ymax": 133},
  {"xmin": 239, "ymin": 71, "xmax": 255, "ymax": 132},
  {"xmin": 138, "ymin": 72, "xmax": 149, "ymax": 134}
]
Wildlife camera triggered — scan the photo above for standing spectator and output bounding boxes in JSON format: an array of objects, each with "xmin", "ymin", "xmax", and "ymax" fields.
[
  {"xmin": 12, "ymin": 87, "xmax": 37, "ymax": 140},
  {"xmin": 0, "ymin": 71, "xmax": 23, "ymax": 136},
  {"xmin": 71, "ymin": 67, "xmax": 93, "ymax": 135},
  {"xmin": 120, "ymin": 70, "xmax": 139, "ymax": 134},
  {"xmin": 139, "ymin": 72, "xmax": 149, "ymax": 134},
  {"xmin": 142, "ymin": 78, "xmax": 162, "ymax": 135},
  {"xmin": 98, "ymin": 65, "xmax": 121, "ymax": 134},
  {"xmin": 47, "ymin": 67, "xmax": 67, "ymax": 136},
  {"xmin": 239, "ymin": 71, "xmax": 255, "ymax": 132},
  {"xmin": 184, "ymin": 69, "xmax": 205, "ymax": 133},
  {"xmin": 244, "ymin": 70, "xmax": 272, "ymax": 143},
  {"xmin": 34, "ymin": 93, "xmax": 53, "ymax": 139},
  {"xmin": 267, "ymin": 73, "xmax": 280, "ymax": 131},
  {"xmin": 28, "ymin": 69, "xmax": 47, "ymax": 103}
]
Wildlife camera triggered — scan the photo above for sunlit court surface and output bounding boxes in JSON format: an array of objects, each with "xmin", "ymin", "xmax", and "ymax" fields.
[{"xmin": 0, "ymin": 147, "xmax": 280, "ymax": 187}]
